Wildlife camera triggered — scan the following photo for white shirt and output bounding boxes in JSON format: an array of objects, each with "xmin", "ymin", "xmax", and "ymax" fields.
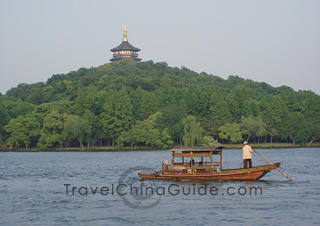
[{"xmin": 242, "ymin": 145, "xmax": 253, "ymax": 159}]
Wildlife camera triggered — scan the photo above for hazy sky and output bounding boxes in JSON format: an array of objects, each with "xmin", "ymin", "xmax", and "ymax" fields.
[{"xmin": 1, "ymin": 0, "xmax": 319, "ymax": 95}]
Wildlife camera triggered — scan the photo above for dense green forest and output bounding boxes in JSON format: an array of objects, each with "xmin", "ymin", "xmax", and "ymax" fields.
[{"xmin": 1, "ymin": 59, "xmax": 319, "ymax": 149}]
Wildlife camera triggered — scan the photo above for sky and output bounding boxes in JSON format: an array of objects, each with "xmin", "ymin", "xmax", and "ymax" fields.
[{"xmin": 1, "ymin": 0, "xmax": 320, "ymax": 95}]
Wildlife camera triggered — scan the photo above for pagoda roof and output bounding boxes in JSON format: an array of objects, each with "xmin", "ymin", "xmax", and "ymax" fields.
[{"xmin": 111, "ymin": 41, "xmax": 140, "ymax": 52}]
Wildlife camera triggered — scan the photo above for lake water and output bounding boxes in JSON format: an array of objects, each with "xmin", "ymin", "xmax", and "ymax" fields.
[{"xmin": 1, "ymin": 148, "xmax": 320, "ymax": 226}]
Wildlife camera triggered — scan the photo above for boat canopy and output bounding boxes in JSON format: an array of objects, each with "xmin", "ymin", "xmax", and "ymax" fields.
[{"xmin": 169, "ymin": 146, "xmax": 224, "ymax": 152}]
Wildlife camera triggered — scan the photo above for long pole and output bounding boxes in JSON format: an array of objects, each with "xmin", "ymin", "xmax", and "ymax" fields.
[{"xmin": 253, "ymin": 149, "xmax": 292, "ymax": 181}]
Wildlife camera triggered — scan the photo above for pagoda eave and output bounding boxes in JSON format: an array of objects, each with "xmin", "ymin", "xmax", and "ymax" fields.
[
  {"xmin": 110, "ymin": 41, "xmax": 140, "ymax": 52},
  {"xmin": 110, "ymin": 48, "xmax": 140, "ymax": 52},
  {"xmin": 110, "ymin": 57, "xmax": 141, "ymax": 62}
]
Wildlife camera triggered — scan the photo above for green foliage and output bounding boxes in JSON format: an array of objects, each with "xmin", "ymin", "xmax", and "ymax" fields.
[
  {"xmin": 82, "ymin": 109, "xmax": 99, "ymax": 146},
  {"xmin": 306, "ymin": 117, "xmax": 320, "ymax": 146},
  {"xmin": 38, "ymin": 111, "xmax": 67, "ymax": 149},
  {"xmin": 229, "ymin": 86, "xmax": 252, "ymax": 119},
  {"xmin": 182, "ymin": 115, "xmax": 203, "ymax": 147},
  {"xmin": 64, "ymin": 115, "xmax": 92, "ymax": 148},
  {"xmin": 117, "ymin": 112, "xmax": 173, "ymax": 148},
  {"xmin": 2, "ymin": 59, "xmax": 320, "ymax": 148},
  {"xmin": 202, "ymin": 136, "xmax": 221, "ymax": 146},
  {"xmin": 160, "ymin": 128, "xmax": 174, "ymax": 149},
  {"xmin": 117, "ymin": 120, "xmax": 158, "ymax": 148},
  {"xmin": 73, "ymin": 85, "xmax": 102, "ymax": 115},
  {"xmin": 6, "ymin": 100, "xmax": 34, "ymax": 118},
  {"xmin": 0, "ymin": 124, "xmax": 3, "ymax": 147},
  {"xmin": 5, "ymin": 113, "xmax": 41, "ymax": 149},
  {"xmin": 218, "ymin": 123, "xmax": 242, "ymax": 144},
  {"xmin": 240, "ymin": 115, "xmax": 267, "ymax": 142},
  {"xmin": 99, "ymin": 89, "xmax": 133, "ymax": 146},
  {"xmin": 158, "ymin": 105, "xmax": 187, "ymax": 144},
  {"xmin": 6, "ymin": 82, "xmax": 45, "ymax": 101},
  {"xmin": 281, "ymin": 112, "xmax": 308, "ymax": 145},
  {"xmin": 0, "ymin": 96, "xmax": 10, "ymax": 125}
]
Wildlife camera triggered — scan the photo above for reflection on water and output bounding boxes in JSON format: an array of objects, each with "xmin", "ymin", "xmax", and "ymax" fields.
[{"xmin": 0, "ymin": 148, "xmax": 320, "ymax": 225}]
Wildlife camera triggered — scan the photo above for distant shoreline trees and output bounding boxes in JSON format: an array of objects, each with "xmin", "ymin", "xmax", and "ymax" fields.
[{"xmin": 1, "ymin": 59, "xmax": 319, "ymax": 149}]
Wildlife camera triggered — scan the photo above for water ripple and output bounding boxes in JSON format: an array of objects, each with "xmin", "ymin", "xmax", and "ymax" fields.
[{"xmin": 0, "ymin": 148, "xmax": 319, "ymax": 225}]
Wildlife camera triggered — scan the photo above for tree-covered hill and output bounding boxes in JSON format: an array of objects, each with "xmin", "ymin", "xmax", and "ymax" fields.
[{"xmin": 1, "ymin": 58, "xmax": 319, "ymax": 149}]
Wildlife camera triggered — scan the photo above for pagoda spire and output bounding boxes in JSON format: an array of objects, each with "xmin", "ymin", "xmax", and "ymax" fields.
[{"xmin": 123, "ymin": 21, "xmax": 128, "ymax": 41}]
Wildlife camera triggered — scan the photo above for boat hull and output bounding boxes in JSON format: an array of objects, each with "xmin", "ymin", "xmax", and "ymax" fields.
[{"xmin": 138, "ymin": 163, "xmax": 281, "ymax": 181}]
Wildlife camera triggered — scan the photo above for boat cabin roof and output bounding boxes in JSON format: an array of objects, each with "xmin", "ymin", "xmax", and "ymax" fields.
[{"xmin": 169, "ymin": 146, "xmax": 224, "ymax": 153}]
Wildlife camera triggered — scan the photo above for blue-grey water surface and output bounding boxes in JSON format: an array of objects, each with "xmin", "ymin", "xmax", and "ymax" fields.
[{"xmin": 1, "ymin": 148, "xmax": 320, "ymax": 226}]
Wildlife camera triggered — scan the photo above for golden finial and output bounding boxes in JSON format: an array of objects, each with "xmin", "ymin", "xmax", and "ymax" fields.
[{"xmin": 123, "ymin": 20, "xmax": 128, "ymax": 41}]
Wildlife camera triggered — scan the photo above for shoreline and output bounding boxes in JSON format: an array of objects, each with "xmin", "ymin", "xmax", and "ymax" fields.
[{"xmin": 1, "ymin": 143, "xmax": 320, "ymax": 152}]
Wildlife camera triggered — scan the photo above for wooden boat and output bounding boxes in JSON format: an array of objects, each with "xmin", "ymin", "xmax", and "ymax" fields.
[{"xmin": 138, "ymin": 146, "xmax": 281, "ymax": 181}]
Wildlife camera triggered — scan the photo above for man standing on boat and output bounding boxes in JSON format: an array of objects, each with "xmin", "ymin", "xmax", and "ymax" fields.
[{"xmin": 242, "ymin": 141, "xmax": 254, "ymax": 168}]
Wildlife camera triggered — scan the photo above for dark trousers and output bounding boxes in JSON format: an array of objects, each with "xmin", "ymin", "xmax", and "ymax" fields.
[{"xmin": 243, "ymin": 159, "xmax": 252, "ymax": 169}]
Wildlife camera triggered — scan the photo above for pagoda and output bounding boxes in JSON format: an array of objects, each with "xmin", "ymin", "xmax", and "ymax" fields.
[{"xmin": 110, "ymin": 23, "xmax": 141, "ymax": 61}]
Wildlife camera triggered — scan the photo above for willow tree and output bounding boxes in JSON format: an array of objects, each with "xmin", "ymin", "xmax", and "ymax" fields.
[{"xmin": 182, "ymin": 115, "xmax": 203, "ymax": 147}]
